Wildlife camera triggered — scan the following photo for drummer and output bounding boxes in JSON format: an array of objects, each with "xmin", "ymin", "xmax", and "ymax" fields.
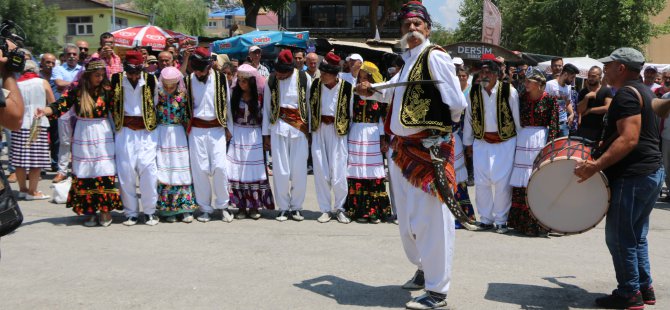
[{"xmin": 575, "ymin": 48, "xmax": 663, "ymax": 309}]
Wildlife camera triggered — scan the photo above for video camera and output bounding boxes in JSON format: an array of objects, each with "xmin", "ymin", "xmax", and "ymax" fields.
[{"xmin": 0, "ymin": 19, "xmax": 26, "ymax": 73}]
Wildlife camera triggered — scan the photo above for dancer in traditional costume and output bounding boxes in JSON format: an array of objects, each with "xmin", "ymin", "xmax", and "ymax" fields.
[
  {"xmin": 155, "ymin": 67, "xmax": 197, "ymax": 223},
  {"xmin": 344, "ymin": 61, "xmax": 391, "ymax": 224},
  {"xmin": 356, "ymin": 2, "xmax": 468, "ymax": 308},
  {"xmin": 463, "ymin": 54, "xmax": 521, "ymax": 234},
  {"xmin": 37, "ymin": 58, "xmax": 123, "ymax": 227},
  {"xmin": 508, "ymin": 70, "xmax": 560, "ymax": 236},
  {"xmin": 185, "ymin": 47, "xmax": 234, "ymax": 223},
  {"xmin": 309, "ymin": 52, "xmax": 353, "ymax": 224},
  {"xmin": 262, "ymin": 50, "xmax": 312, "ymax": 222},
  {"xmin": 110, "ymin": 51, "xmax": 160, "ymax": 226},
  {"xmin": 227, "ymin": 64, "xmax": 274, "ymax": 219}
]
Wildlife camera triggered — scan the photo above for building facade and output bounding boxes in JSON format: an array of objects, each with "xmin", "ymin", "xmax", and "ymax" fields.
[
  {"xmin": 281, "ymin": 0, "xmax": 399, "ymax": 39},
  {"xmin": 44, "ymin": 0, "xmax": 149, "ymax": 48}
]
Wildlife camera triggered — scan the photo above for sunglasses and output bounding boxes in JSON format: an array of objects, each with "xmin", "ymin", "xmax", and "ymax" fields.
[{"xmin": 79, "ymin": 47, "xmax": 89, "ymax": 52}]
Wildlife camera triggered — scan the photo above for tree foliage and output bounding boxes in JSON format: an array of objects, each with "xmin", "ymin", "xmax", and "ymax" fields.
[
  {"xmin": 0, "ymin": 0, "xmax": 59, "ymax": 54},
  {"xmin": 240, "ymin": 0, "xmax": 290, "ymax": 28},
  {"xmin": 135, "ymin": 0, "xmax": 209, "ymax": 36},
  {"xmin": 430, "ymin": 23, "xmax": 458, "ymax": 46},
  {"xmin": 453, "ymin": 0, "xmax": 670, "ymax": 58}
]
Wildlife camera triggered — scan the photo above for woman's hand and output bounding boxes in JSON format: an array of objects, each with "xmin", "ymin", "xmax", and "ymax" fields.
[{"xmin": 35, "ymin": 107, "xmax": 52, "ymax": 118}]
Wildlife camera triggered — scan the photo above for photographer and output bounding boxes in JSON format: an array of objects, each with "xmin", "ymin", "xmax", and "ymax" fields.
[{"xmin": 0, "ymin": 38, "xmax": 24, "ymax": 130}]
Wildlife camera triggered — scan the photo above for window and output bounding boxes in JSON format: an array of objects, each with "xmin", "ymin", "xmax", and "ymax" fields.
[
  {"xmin": 208, "ymin": 21, "xmax": 218, "ymax": 28},
  {"xmin": 300, "ymin": 4, "xmax": 346, "ymax": 28},
  {"xmin": 67, "ymin": 16, "xmax": 93, "ymax": 35},
  {"xmin": 112, "ymin": 17, "xmax": 128, "ymax": 31}
]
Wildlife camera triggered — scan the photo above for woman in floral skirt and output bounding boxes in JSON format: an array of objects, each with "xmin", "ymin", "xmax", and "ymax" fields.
[
  {"xmin": 226, "ymin": 64, "xmax": 274, "ymax": 219},
  {"xmin": 154, "ymin": 67, "xmax": 198, "ymax": 223},
  {"xmin": 508, "ymin": 70, "xmax": 560, "ymax": 236},
  {"xmin": 345, "ymin": 61, "xmax": 391, "ymax": 223},
  {"xmin": 36, "ymin": 59, "xmax": 122, "ymax": 227}
]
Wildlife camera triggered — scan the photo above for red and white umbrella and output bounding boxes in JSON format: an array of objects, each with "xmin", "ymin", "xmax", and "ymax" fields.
[{"xmin": 112, "ymin": 25, "xmax": 196, "ymax": 50}]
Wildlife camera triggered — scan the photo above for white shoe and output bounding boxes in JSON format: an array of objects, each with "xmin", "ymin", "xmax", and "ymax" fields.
[
  {"xmin": 336, "ymin": 210, "xmax": 351, "ymax": 224},
  {"xmin": 249, "ymin": 209, "xmax": 261, "ymax": 220},
  {"xmin": 317, "ymin": 212, "xmax": 332, "ymax": 223},
  {"xmin": 122, "ymin": 216, "xmax": 138, "ymax": 226},
  {"xmin": 291, "ymin": 210, "xmax": 304, "ymax": 221},
  {"xmin": 276, "ymin": 210, "xmax": 289, "ymax": 222},
  {"xmin": 182, "ymin": 213, "xmax": 194, "ymax": 223},
  {"xmin": 25, "ymin": 192, "xmax": 50, "ymax": 201},
  {"xmin": 165, "ymin": 215, "xmax": 177, "ymax": 223},
  {"xmin": 145, "ymin": 214, "xmax": 159, "ymax": 226},
  {"xmin": 236, "ymin": 210, "xmax": 246, "ymax": 219},
  {"xmin": 197, "ymin": 212, "xmax": 211, "ymax": 223},
  {"xmin": 83, "ymin": 215, "xmax": 98, "ymax": 227},
  {"xmin": 222, "ymin": 209, "xmax": 234, "ymax": 223}
]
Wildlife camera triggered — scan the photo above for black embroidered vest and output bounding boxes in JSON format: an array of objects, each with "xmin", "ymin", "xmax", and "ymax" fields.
[
  {"xmin": 469, "ymin": 81, "xmax": 517, "ymax": 140},
  {"xmin": 309, "ymin": 78, "xmax": 352, "ymax": 135},
  {"xmin": 184, "ymin": 70, "xmax": 228, "ymax": 127},
  {"xmin": 352, "ymin": 95, "xmax": 386, "ymax": 124},
  {"xmin": 399, "ymin": 45, "xmax": 453, "ymax": 133},
  {"xmin": 111, "ymin": 72, "xmax": 157, "ymax": 131},
  {"xmin": 268, "ymin": 69, "xmax": 308, "ymax": 125}
]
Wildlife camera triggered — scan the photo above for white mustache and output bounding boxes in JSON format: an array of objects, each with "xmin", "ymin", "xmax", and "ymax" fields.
[{"xmin": 400, "ymin": 31, "xmax": 426, "ymax": 49}]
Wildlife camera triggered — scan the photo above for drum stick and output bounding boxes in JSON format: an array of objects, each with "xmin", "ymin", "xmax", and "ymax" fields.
[{"xmin": 652, "ymin": 98, "xmax": 670, "ymax": 119}]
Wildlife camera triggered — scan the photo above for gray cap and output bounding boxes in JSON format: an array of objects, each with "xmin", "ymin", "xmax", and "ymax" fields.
[{"xmin": 597, "ymin": 47, "xmax": 645, "ymax": 70}]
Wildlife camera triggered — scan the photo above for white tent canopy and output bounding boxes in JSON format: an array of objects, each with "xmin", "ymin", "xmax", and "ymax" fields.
[{"xmin": 536, "ymin": 57, "xmax": 603, "ymax": 79}]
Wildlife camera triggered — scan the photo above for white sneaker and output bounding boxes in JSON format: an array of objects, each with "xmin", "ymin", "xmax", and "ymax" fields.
[
  {"xmin": 249, "ymin": 209, "xmax": 261, "ymax": 220},
  {"xmin": 122, "ymin": 216, "xmax": 138, "ymax": 226},
  {"xmin": 291, "ymin": 210, "xmax": 304, "ymax": 221},
  {"xmin": 317, "ymin": 212, "xmax": 332, "ymax": 223},
  {"xmin": 145, "ymin": 214, "xmax": 159, "ymax": 226},
  {"xmin": 182, "ymin": 213, "xmax": 194, "ymax": 223},
  {"xmin": 236, "ymin": 210, "xmax": 247, "ymax": 219},
  {"xmin": 336, "ymin": 210, "xmax": 351, "ymax": 224},
  {"xmin": 222, "ymin": 209, "xmax": 234, "ymax": 223},
  {"xmin": 276, "ymin": 210, "xmax": 289, "ymax": 222},
  {"xmin": 197, "ymin": 212, "xmax": 211, "ymax": 223}
]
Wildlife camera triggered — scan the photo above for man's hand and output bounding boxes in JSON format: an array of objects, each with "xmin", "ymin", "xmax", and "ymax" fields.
[
  {"xmin": 465, "ymin": 145, "xmax": 473, "ymax": 157},
  {"xmin": 263, "ymin": 135, "xmax": 271, "ymax": 151},
  {"xmin": 0, "ymin": 39, "xmax": 17, "ymax": 73},
  {"xmin": 380, "ymin": 137, "xmax": 389, "ymax": 153},
  {"xmin": 574, "ymin": 159, "xmax": 600, "ymax": 183},
  {"xmin": 586, "ymin": 91, "xmax": 597, "ymax": 100},
  {"xmin": 225, "ymin": 128, "xmax": 232, "ymax": 141}
]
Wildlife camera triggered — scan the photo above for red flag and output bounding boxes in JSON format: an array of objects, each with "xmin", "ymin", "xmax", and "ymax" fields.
[{"xmin": 482, "ymin": 0, "xmax": 502, "ymax": 45}]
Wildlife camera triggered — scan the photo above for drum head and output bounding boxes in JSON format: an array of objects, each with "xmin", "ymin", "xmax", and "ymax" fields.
[{"xmin": 527, "ymin": 158, "xmax": 609, "ymax": 234}]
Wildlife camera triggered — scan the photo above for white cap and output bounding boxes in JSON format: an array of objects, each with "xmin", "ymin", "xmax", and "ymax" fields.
[
  {"xmin": 249, "ymin": 45, "xmax": 261, "ymax": 53},
  {"xmin": 346, "ymin": 53, "xmax": 363, "ymax": 62},
  {"xmin": 453, "ymin": 57, "xmax": 464, "ymax": 66}
]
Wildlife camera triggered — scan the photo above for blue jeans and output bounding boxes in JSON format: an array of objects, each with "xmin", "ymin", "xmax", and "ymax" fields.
[
  {"xmin": 606, "ymin": 167, "xmax": 664, "ymax": 296},
  {"xmin": 557, "ymin": 122, "xmax": 569, "ymax": 138}
]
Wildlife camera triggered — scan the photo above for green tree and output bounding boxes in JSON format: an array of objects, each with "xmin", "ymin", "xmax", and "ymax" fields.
[
  {"xmin": 240, "ymin": 0, "xmax": 290, "ymax": 28},
  {"xmin": 430, "ymin": 23, "xmax": 458, "ymax": 46},
  {"xmin": 453, "ymin": 0, "xmax": 670, "ymax": 58},
  {"xmin": 0, "ymin": 0, "xmax": 58, "ymax": 54},
  {"xmin": 135, "ymin": 0, "xmax": 209, "ymax": 36}
]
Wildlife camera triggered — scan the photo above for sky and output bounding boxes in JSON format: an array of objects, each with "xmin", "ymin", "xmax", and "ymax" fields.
[{"xmin": 423, "ymin": 0, "xmax": 464, "ymax": 30}]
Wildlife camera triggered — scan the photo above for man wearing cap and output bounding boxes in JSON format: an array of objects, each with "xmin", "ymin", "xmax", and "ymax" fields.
[
  {"xmin": 643, "ymin": 66, "xmax": 661, "ymax": 91},
  {"xmin": 145, "ymin": 55, "xmax": 159, "ymax": 76},
  {"xmin": 111, "ymin": 50, "xmax": 160, "ymax": 226},
  {"xmin": 356, "ymin": 1, "xmax": 467, "ymax": 308},
  {"xmin": 262, "ymin": 49, "xmax": 312, "ymax": 222},
  {"xmin": 340, "ymin": 53, "xmax": 363, "ymax": 86},
  {"xmin": 309, "ymin": 52, "xmax": 353, "ymax": 224},
  {"xmin": 575, "ymin": 47, "xmax": 663, "ymax": 310},
  {"xmin": 463, "ymin": 53, "xmax": 521, "ymax": 234},
  {"xmin": 248, "ymin": 45, "xmax": 270, "ymax": 79},
  {"xmin": 185, "ymin": 46, "xmax": 235, "ymax": 223}
]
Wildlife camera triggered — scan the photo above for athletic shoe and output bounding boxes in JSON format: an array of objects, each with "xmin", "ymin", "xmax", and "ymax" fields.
[
  {"xmin": 405, "ymin": 291, "xmax": 448, "ymax": 310},
  {"xmin": 236, "ymin": 210, "xmax": 247, "ymax": 219},
  {"xmin": 83, "ymin": 215, "xmax": 98, "ymax": 227},
  {"xmin": 249, "ymin": 209, "xmax": 261, "ymax": 220},
  {"xmin": 317, "ymin": 212, "xmax": 332, "ymax": 223},
  {"xmin": 478, "ymin": 222, "xmax": 494, "ymax": 230},
  {"xmin": 291, "ymin": 210, "xmax": 304, "ymax": 221},
  {"xmin": 369, "ymin": 217, "xmax": 381, "ymax": 224},
  {"xmin": 641, "ymin": 287, "xmax": 656, "ymax": 305},
  {"xmin": 165, "ymin": 215, "xmax": 177, "ymax": 223},
  {"xmin": 197, "ymin": 212, "xmax": 211, "ymax": 223},
  {"xmin": 595, "ymin": 290, "xmax": 645, "ymax": 310},
  {"xmin": 222, "ymin": 209, "xmax": 234, "ymax": 223},
  {"xmin": 122, "ymin": 216, "xmax": 138, "ymax": 226},
  {"xmin": 356, "ymin": 217, "xmax": 368, "ymax": 223},
  {"xmin": 99, "ymin": 213, "xmax": 113, "ymax": 227},
  {"xmin": 182, "ymin": 213, "xmax": 194, "ymax": 223},
  {"xmin": 145, "ymin": 214, "xmax": 159, "ymax": 226},
  {"xmin": 276, "ymin": 210, "xmax": 289, "ymax": 222},
  {"xmin": 401, "ymin": 269, "xmax": 425, "ymax": 290},
  {"xmin": 495, "ymin": 224, "xmax": 509, "ymax": 234},
  {"xmin": 336, "ymin": 210, "xmax": 350, "ymax": 224}
]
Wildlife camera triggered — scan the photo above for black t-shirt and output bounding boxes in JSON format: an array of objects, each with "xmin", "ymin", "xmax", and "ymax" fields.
[
  {"xmin": 601, "ymin": 80, "xmax": 661, "ymax": 179},
  {"xmin": 578, "ymin": 86, "xmax": 612, "ymax": 130}
]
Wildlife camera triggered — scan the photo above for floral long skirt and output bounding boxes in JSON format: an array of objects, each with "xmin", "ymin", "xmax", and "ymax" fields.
[
  {"xmin": 345, "ymin": 178, "xmax": 391, "ymax": 221},
  {"xmin": 68, "ymin": 176, "xmax": 123, "ymax": 215},
  {"xmin": 454, "ymin": 182, "xmax": 476, "ymax": 229},
  {"xmin": 508, "ymin": 187, "xmax": 548, "ymax": 236}
]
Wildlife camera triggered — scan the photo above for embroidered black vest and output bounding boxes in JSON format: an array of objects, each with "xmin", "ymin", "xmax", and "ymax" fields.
[
  {"xmin": 352, "ymin": 95, "xmax": 386, "ymax": 124},
  {"xmin": 184, "ymin": 70, "xmax": 228, "ymax": 127},
  {"xmin": 469, "ymin": 81, "xmax": 517, "ymax": 140},
  {"xmin": 309, "ymin": 78, "xmax": 352, "ymax": 135},
  {"xmin": 111, "ymin": 72, "xmax": 157, "ymax": 131},
  {"xmin": 268, "ymin": 69, "xmax": 308, "ymax": 125},
  {"xmin": 399, "ymin": 45, "xmax": 453, "ymax": 133}
]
